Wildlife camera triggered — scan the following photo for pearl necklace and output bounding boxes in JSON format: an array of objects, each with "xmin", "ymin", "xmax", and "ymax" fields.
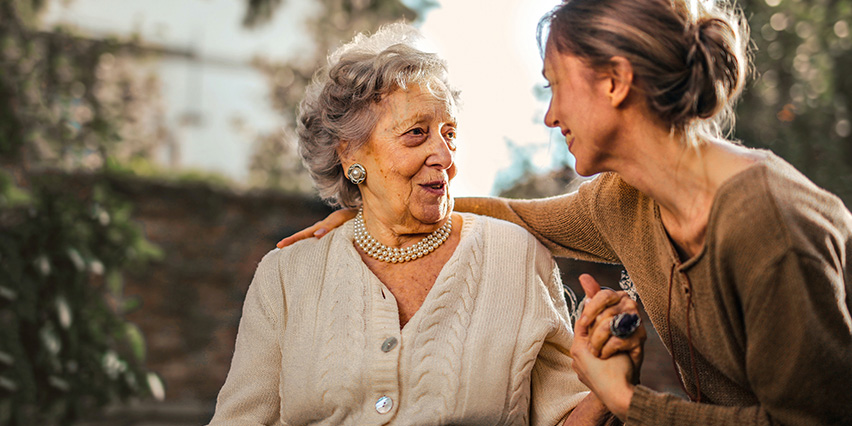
[{"xmin": 353, "ymin": 209, "xmax": 452, "ymax": 263}]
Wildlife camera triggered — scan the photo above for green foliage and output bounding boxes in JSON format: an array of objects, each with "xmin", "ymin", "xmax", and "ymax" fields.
[
  {"xmin": 1, "ymin": 1, "xmax": 162, "ymax": 424},
  {"xmin": 736, "ymin": 0, "xmax": 852, "ymax": 205},
  {"xmin": 0, "ymin": 172, "xmax": 161, "ymax": 426}
]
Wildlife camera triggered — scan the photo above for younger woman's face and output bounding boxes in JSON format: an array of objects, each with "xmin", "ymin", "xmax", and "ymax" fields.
[{"xmin": 543, "ymin": 44, "xmax": 622, "ymax": 176}]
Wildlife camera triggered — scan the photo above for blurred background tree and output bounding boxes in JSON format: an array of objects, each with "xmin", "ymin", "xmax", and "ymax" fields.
[
  {"xmin": 735, "ymin": 0, "xmax": 852, "ymax": 204},
  {"xmin": 0, "ymin": 0, "xmax": 168, "ymax": 424}
]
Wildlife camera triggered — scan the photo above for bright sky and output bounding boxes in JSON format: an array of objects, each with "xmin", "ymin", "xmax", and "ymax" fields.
[
  {"xmin": 42, "ymin": 0, "xmax": 569, "ymax": 196},
  {"xmin": 419, "ymin": 0, "xmax": 570, "ymax": 196}
]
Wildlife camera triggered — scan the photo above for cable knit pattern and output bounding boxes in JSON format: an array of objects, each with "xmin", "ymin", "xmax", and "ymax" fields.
[
  {"xmin": 506, "ymin": 339, "xmax": 538, "ymax": 425},
  {"xmin": 317, "ymin": 233, "xmax": 368, "ymax": 415},
  {"xmin": 207, "ymin": 213, "xmax": 589, "ymax": 426},
  {"xmin": 405, "ymin": 215, "xmax": 482, "ymax": 422}
]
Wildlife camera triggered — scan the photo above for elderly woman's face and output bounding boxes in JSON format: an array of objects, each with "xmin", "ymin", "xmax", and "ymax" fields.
[{"xmin": 350, "ymin": 83, "xmax": 457, "ymax": 229}]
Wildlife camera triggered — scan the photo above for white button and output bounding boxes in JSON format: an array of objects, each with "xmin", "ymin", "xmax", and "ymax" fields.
[
  {"xmin": 375, "ymin": 396, "xmax": 393, "ymax": 414},
  {"xmin": 381, "ymin": 337, "xmax": 398, "ymax": 352}
]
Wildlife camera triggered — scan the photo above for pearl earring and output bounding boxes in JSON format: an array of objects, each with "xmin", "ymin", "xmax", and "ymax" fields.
[{"xmin": 347, "ymin": 163, "xmax": 366, "ymax": 185}]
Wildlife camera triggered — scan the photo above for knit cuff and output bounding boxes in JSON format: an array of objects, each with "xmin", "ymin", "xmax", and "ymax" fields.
[{"xmin": 625, "ymin": 385, "xmax": 660, "ymax": 426}]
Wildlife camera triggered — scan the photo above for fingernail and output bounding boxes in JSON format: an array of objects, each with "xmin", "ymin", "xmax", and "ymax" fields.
[
  {"xmin": 276, "ymin": 242, "xmax": 284, "ymax": 248},
  {"xmin": 314, "ymin": 228, "xmax": 327, "ymax": 237}
]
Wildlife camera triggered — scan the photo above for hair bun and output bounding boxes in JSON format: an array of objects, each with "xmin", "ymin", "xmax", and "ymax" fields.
[{"xmin": 681, "ymin": 17, "xmax": 743, "ymax": 122}]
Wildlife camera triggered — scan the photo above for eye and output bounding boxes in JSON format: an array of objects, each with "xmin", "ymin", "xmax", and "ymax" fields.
[
  {"xmin": 443, "ymin": 128, "xmax": 457, "ymax": 150},
  {"xmin": 407, "ymin": 127, "xmax": 427, "ymax": 136}
]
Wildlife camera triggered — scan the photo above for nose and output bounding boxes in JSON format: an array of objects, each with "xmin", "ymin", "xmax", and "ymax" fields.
[
  {"xmin": 544, "ymin": 100, "xmax": 558, "ymax": 128},
  {"xmin": 426, "ymin": 132, "xmax": 454, "ymax": 170}
]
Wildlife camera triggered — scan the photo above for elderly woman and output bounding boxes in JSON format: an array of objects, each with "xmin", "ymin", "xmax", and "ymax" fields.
[{"xmin": 207, "ymin": 24, "xmax": 620, "ymax": 426}]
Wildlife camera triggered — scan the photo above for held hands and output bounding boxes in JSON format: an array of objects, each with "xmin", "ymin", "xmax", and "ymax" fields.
[
  {"xmin": 276, "ymin": 208, "xmax": 357, "ymax": 248},
  {"xmin": 570, "ymin": 274, "xmax": 646, "ymax": 421},
  {"xmin": 575, "ymin": 274, "xmax": 646, "ymax": 370}
]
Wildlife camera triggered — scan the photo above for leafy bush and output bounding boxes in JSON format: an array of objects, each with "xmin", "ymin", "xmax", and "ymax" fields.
[{"xmin": 0, "ymin": 171, "xmax": 162, "ymax": 426}]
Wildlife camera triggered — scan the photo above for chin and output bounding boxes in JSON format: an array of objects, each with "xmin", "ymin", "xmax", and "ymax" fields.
[
  {"xmin": 572, "ymin": 156, "xmax": 605, "ymax": 177},
  {"xmin": 412, "ymin": 197, "xmax": 452, "ymax": 225},
  {"xmin": 573, "ymin": 162, "xmax": 595, "ymax": 177}
]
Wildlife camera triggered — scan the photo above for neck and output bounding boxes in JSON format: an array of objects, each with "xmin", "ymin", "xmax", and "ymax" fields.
[
  {"xmin": 354, "ymin": 209, "xmax": 453, "ymax": 263},
  {"xmin": 610, "ymin": 126, "xmax": 760, "ymax": 256},
  {"xmin": 360, "ymin": 205, "xmax": 450, "ymax": 249}
]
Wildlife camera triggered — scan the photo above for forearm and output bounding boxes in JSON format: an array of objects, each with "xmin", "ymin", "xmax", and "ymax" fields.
[
  {"xmin": 454, "ymin": 196, "xmax": 617, "ymax": 263},
  {"xmin": 454, "ymin": 196, "xmax": 520, "ymax": 222},
  {"xmin": 626, "ymin": 386, "xmax": 769, "ymax": 426}
]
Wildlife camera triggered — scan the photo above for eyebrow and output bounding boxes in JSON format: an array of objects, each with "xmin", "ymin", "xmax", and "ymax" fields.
[
  {"xmin": 390, "ymin": 115, "xmax": 430, "ymax": 133},
  {"xmin": 391, "ymin": 112, "xmax": 458, "ymax": 133}
]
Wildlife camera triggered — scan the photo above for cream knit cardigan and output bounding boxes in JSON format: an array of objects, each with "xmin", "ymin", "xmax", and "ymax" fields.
[{"xmin": 207, "ymin": 213, "xmax": 589, "ymax": 426}]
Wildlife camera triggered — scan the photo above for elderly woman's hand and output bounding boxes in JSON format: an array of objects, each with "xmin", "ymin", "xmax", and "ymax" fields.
[
  {"xmin": 575, "ymin": 274, "xmax": 646, "ymax": 378},
  {"xmin": 570, "ymin": 323, "xmax": 635, "ymax": 421},
  {"xmin": 276, "ymin": 208, "xmax": 357, "ymax": 248}
]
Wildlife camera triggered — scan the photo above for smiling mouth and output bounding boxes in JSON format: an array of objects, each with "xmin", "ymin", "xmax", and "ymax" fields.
[{"xmin": 421, "ymin": 181, "xmax": 447, "ymax": 193}]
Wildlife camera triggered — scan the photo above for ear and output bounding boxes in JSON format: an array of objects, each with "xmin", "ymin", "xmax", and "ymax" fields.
[
  {"xmin": 336, "ymin": 140, "xmax": 355, "ymax": 167},
  {"xmin": 606, "ymin": 56, "xmax": 634, "ymax": 108}
]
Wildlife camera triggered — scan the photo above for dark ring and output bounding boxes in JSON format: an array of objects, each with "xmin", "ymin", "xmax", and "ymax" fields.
[{"xmin": 610, "ymin": 313, "xmax": 641, "ymax": 339}]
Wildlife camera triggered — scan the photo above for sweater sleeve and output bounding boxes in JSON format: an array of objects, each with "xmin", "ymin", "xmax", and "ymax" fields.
[
  {"xmin": 454, "ymin": 175, "xmax": 619, "ymax": 263},
  {"xmin": 627, "ymin": 248, "xmax": 852, "ymax": 426},
  {"xmin": 529, "ymin": 245, "xmax": 592, "ymax": 426},
  {"xmin": 207, "ymin": 252, "xmax": 284, "ymax": 426}
]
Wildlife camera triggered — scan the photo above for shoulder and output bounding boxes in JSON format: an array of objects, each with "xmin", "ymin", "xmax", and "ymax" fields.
[
  {"xmin": 252, "ymin": 224, "xmax": 349, "ymax": 292},
  {"xmin": 465, "ymin": 212, "xmax": 535, "ymax": 238},
  {"xmin": 462, "ymin": 213, "xmax": 550, "ymax": 255},
  {"xmin": 461, "ymin": 212, "xmax": 559, "ymax": 277},
  {"xmin": 591, "ymin": 172, "xmax": 648, "ymax": 207},
  {"xmin": 275, "ymin": 223, "xmax": 345, "ymax": 263},
  {"xmin": 711, "ymin": 152, "xmax": 852, "ymax": 268}
]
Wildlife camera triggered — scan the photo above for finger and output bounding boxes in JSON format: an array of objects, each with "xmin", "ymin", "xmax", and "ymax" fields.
[
  {"xmin": 578, "ymin": 273, "xmax": 601, "ymax": 298},
  {"xmin": 276, "ymin": 223, "xmax": 324, "ymax": 248},
  {"xmin": 599, "ymin": 326, "xmax": 646, "ymax": 360},
  {"xmin": 586, "ymin": 296, "xmax": 638, "ymax": 335},
  {"xmin": 578, "ymin": 288, "xmax": 622, "ymax": 330},
  {"xmin": 601, "ymin": 319, "xmax": 646, "ymax": 365},
  {"xmin": 629, "ymin": 334, "xmax": 646, "ymax": 370},
  {"xmin": 576, "ymin": 274, "xmax": 602, "ymax": 332},
  {"xmin": 587, "ymin": 296, "xmax": 643, "ymax": 354},
  {"xmin": 588, "ymin": 312, "xmax": 617, "ymax": 356},
  {"xmin": 319, "ymin": 208, "xmax": 356, "ymax": 233},
  {"xmin": 276, "ymin": 208, "xmax": 357, "ymax": 248}
]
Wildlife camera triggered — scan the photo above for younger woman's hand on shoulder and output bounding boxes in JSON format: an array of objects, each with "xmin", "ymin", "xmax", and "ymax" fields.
[{"xmin": 276, "ymin": 208, "xmax": 357, "ymax": 248}]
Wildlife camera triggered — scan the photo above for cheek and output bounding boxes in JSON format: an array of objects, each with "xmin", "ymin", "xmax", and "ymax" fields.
[
  {"xmin": 447, "ymin": 163, "xmax": 457, "ymax": 182},
  {"xmin": 374, "ymin": 150, "xmax": 422, "ymax": 192}
]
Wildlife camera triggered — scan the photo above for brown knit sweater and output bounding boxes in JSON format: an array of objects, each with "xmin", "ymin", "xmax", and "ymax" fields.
[{"xmin": 456, "ymin": 152, "xmax": 852, "ymax": 425}]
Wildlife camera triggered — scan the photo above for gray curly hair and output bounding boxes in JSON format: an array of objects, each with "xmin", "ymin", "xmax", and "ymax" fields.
[{"xmin": 297, "ymin": 22, "xmax": 461, "ymax": 208}]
